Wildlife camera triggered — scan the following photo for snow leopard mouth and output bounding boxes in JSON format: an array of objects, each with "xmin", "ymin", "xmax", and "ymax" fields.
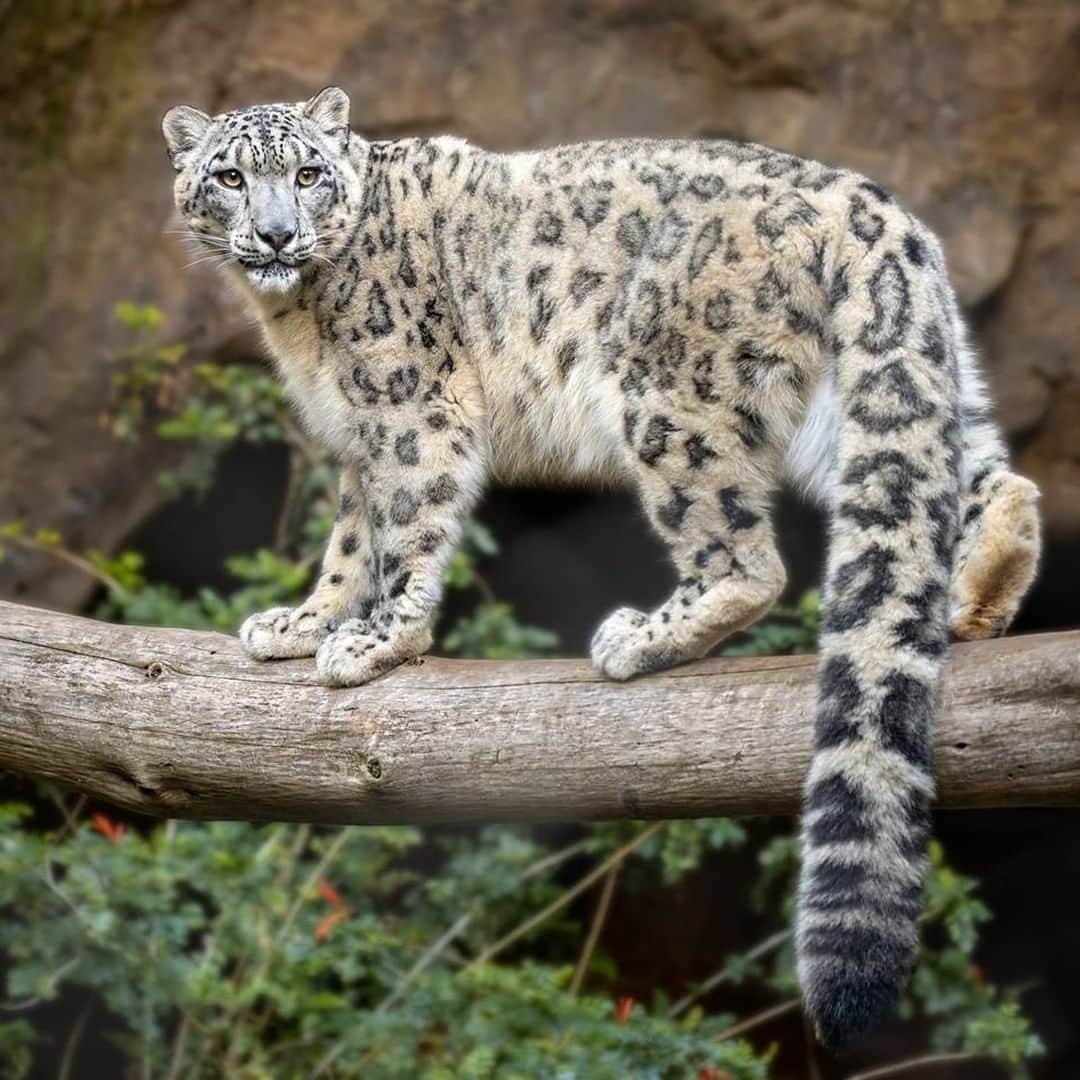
[
  {"xmin": 239, "ymin": 254, "xmax": 310, "ymax": 271},
  {"xmin": 242, "ymin": 258, "xmax": 305, "ymax": 292}
]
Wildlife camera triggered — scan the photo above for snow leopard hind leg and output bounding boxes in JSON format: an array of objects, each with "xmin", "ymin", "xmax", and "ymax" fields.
[
  {"xmin": 589, "ymin": 212, "xmax": 830, "ymax": 681},
  {"xmin": 589, "ymin": 429, "xmax": 790, "ymax": 682},
  {"xmin": 589, "ymin": 236, "xmax": 832, "ymax": 680},
  {"xmin": 589, "ymin": 333, "xmax": 822, "ymax": 680}
]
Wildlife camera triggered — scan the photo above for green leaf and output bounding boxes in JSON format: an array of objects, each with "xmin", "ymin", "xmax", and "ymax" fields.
[{"xmin": 443, "ymin": 601, "xmax": 558, "ymax": 660}]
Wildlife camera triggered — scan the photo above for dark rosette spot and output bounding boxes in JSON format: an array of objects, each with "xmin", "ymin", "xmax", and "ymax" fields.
[
  {"xmin": 703, "ymin": 291, "xmax": 734, "ymax": 333},
  {"xmin": 424, "ymin": 473, "xmax": 459, "ymax": 505},
  {"xmin": 389, "ymin": 488, "xmax": 420, "ymax": 526},
  {"xmin": 639, "ymin": 414, "xmax": 677, "ymax": 466},
  {"xmin": 569, "ymin": 267, "xmax": 605, "ymax": 305},
  {"xmin": 688, "ymin": 218, "xmax": 724, "ymax": 281},
  {"xmin": 649, "ymin": 209, "xmax": 690, "ymax": 261},
  {"xmin": 387, "ymin": 366, "xmax": 420, "ymax": 404},
  {"xmin": 615, "ymin": 209, "xmax": 650, "ymax": 256},
  {"xmin": 857, "ymin": 253, "xmax": 911, "ymax": 354},
  {"xmin": 657, "ymin": 485, "xmax": 694, "ymax": 531},
  {"xmin": 848, "ymin": 194, "xmax": 885, "ymax": 247},
  {"xmin": 824, "ymin": 544, "xmax": 897, "ymax": 632},
  {"xmin": 365, "ymin": 280, "xmax": 394, "ymax": 336},
  {"xmin": 533, "ymin": 209, "xmax": 564, "ymax": 245},
  {"xmin": 684, "ymin": 433, "xmax": 718, "ymax": 469},
  {"xmin": 718, "ymin": 486, "xmax": 760, "ymax": 531},
  {"xmin": 394, "ymin": 429, "xmax": 420, "ymax": 466},
  {"xmin": 849, "ymin": 360, "xmax": 935, "ymax": 433}
]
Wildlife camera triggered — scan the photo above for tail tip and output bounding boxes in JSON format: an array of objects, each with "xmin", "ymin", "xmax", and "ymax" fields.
[{"xmin": 803, "ymin": 968, "xmax": 905, "ymax": 1052}]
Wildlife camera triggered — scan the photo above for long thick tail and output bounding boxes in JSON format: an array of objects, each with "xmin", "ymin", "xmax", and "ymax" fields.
[{"xmin": 797, "ymin": 226, "xmax": 967, "ymax": 1049}]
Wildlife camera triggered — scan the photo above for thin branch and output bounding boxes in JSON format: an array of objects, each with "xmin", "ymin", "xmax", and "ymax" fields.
[
  {"xmin": 519, "ymin": 838, "xmax": 590, "ymax": 879},
  {"xmin": 376, "ymin": 835, "xmax": 590, "ymax": 1013},
  {"xmin": 253, "ymin": 830, "xmax": 351, "ymax": 1024},
  {"xmin": 468, "ymin": 823, "xmax": 666, "ymax": 968},
  {"xmin": 56, "ymin": 1001, "xmax": 93, "ymax": 1080},
  {"xmin": 164, "ymin": 1010, "xmax": 192, "ymax": 1080},
  {"xmin": 0, "ymin": 998, "xmax": 42, "ymax": 1014},
  {"xmin": 141, "ymin": 993, "xmax": 152, "ymax": 1080},
  {"xmin": 279, "ymin": 414, "xmax": 322, "ymax": 466},
  {"xmin": 713, "ymin": 996, "xmax": 801, "ymax": 1043},
  {"xmin": 845, "ymin": 1052, "xmax": 985, "ymax": 1080},
  {"xmin": 311, "ymin": 1039, "xmax": 381, "ymax": 1080},
  {"xmin": 223, "ymin": 829, "xmax": 351, "ymax": 1070},
  {"xmin": 378, "ymin": 911, "xmax": 474, "ymax": 1014},
  {"xmin": 277, "ymin": 829, "xmax": 353, "ymax": 948},
  {"xmin": 470, "ymin": 569, "xmax": 497, "ymax": 603},
  {"xmin": 49, "ymin": 793, "xmax": 87, "ymax": 840},
  {"xmin": 803, "ymin": 1009, "xmax": 824, "ymax": 1080},
  {"xmin": 668, "ymin": 929, "xmax": 790, "ymax": 1018},
  {"xmin": 274, "ymin": 824, "xmax": 313, "ymax": 889},
  {"xmin": 222, "ymin": 825, "xmax": 311, "ymax": 1002},
  {"xmin": 315, "ymin": 835, "xmax": 603, "ymax": 1078},
  {"xmin": 570, "ymin": 862, "xmax": 621, "ymax": 995},
  {"xmin": 273, "ymin": 449, "xmax": 303, "ymax": 553},
  {"xmin": 0, "ymin": 957, "xmax": 81, "ymax": 1015},
  {"xmin": 7, "ymin": 535, "xmax": 125, "ymax": 593}
]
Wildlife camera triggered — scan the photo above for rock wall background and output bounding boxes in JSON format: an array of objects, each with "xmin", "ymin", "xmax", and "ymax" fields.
[{"xmin": 2, "ymin": 0, "xmax": 1078, "ymax": 614}]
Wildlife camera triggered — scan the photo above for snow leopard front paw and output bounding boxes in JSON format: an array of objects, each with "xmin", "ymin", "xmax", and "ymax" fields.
[
  {"xmin": 590, "ymin": 606, "xmax": 661, "ymax": 681},
  {"xmin": 239, "ymin": 604, "xmax": 337, "ymax": 660},
  {"xmin": 315, "ymin": 617, "xmax": 433, "ymax": 687}
]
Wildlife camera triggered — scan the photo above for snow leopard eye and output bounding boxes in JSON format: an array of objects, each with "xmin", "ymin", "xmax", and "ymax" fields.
[
  {"xmin": 217, "ymin": 169, "xmax": 243, "ymax": 189},
  {"xmin": 296, "ymin": 166, "xmax": 321, "ymax": 188}
]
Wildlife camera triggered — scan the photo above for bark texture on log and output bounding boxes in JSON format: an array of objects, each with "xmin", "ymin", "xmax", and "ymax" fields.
[{"xmin": 1, "ymin": 601, "xmax": 1078, "ymax": 824}]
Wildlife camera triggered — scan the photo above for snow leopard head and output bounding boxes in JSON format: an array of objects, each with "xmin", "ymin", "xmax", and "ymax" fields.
[{"xmin": 163, "ymin": 87, "xmax": 358, "ymax": 294}]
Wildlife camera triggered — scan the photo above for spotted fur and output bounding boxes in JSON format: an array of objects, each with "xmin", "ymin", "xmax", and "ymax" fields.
[{"xmin": 163, "ymin": 89, "xmax": 1041, "ymax": 1048}]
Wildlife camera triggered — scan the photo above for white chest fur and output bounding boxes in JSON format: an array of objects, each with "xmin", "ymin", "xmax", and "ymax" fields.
[{"xmin": 259, "ymin": 308, "xmax": 355, "ymax": 459}]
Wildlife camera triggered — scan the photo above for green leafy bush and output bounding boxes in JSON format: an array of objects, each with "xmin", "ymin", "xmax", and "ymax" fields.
[{"xmin": 0, "ymin": 305, "xmax": 1043, "ymax": 1077}]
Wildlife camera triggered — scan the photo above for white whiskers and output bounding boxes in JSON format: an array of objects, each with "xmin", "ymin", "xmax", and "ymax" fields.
[{"xmin": 181, "ymin": 251, "xmax": 238, "ymax": 271}]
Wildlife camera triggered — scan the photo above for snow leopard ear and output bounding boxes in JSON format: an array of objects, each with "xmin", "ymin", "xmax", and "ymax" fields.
[
  {"xmin": 162, "ymin": 105, "xmax": 211, "ymax": 170},
  {"xmin": 302, "ymin": 86, "xmax": 351, "ymax": 151}
]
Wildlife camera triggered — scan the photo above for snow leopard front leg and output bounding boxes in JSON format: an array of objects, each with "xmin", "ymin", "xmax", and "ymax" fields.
[
  {"xmin": 239, "ymin": 467, "xmax": 377, "ymax": 659},
  {"xmin": 315, "ymin": 367, "xmax": 488, "ymax": 687}
]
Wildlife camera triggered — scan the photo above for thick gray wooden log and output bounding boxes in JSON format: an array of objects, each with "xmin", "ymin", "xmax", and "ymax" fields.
[{"xmin": 0, "ymin": 599, "xmax": 1077, "ymax": 823}]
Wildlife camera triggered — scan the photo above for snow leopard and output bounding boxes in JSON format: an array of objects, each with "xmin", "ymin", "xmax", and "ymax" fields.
[{"xmin": 162, "ymin": 87, "xmax": 1041, "ymax": 1048}]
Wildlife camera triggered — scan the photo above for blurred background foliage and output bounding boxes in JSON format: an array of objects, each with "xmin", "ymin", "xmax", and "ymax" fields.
[{"xmin": 1, "ymin": 2, "xmax": 1079, "ymax": 1077}]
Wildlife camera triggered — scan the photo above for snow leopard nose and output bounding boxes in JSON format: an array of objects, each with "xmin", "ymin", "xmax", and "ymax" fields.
[{"xmin": 256, "ymin": 225, "xmax": 295, "ymax": 252}]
